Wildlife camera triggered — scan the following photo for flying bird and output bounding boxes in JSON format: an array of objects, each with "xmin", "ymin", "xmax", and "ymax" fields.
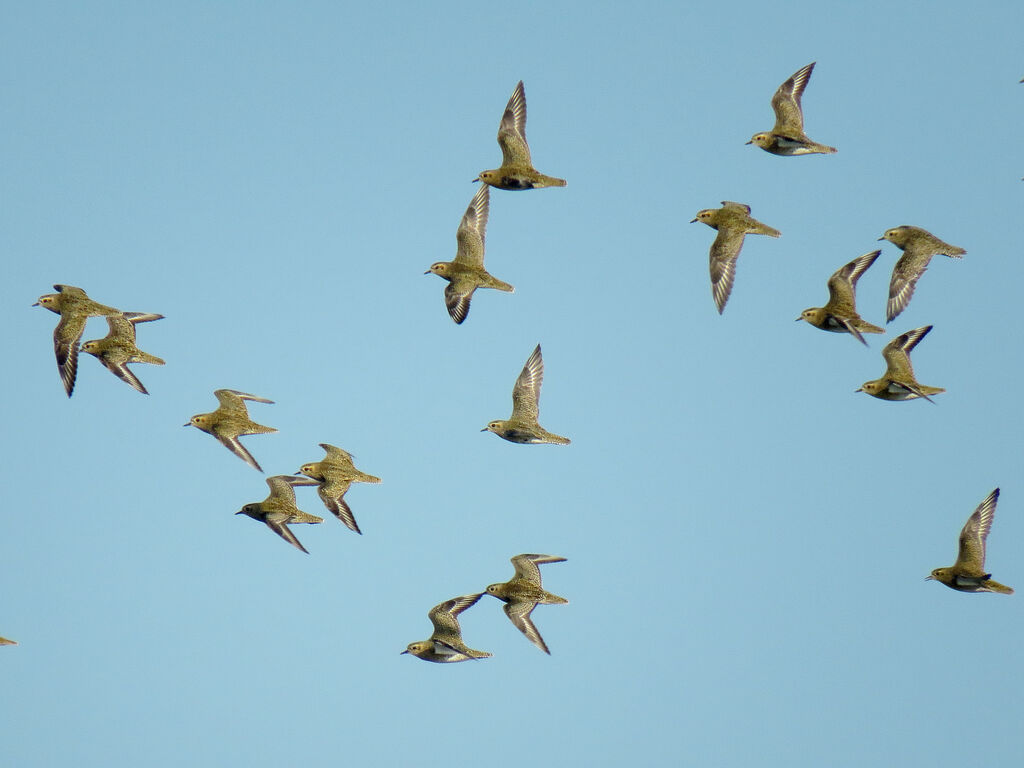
[
  {"xmin": 485, "ymin": 554, "xmax": 568, "ymax": 654},
  {"xmin": 236, "ymin": 475, "xmax": 323, "ymax": 554},
  {"xmin": 80, "ymin": 312, "xmax": 165, "ymax": 394},
  {"xmin": 879, "ymin": 225, "xmax": 965, "ymax": 323},
  {"xmin": 426, "ymin": 185, "xmax": 513, "ymax": 324},
  {"xmin": 856, "ymin": 325, "xmax": 945, "ymax": 402},
  {"xmin": 928, "ymin": 489, "xmax": 1013, "ymax": 594},
  {"xmin": 797, "ymin": 251, "xmax": 884, "ymax": 345},
  {"xmin": 475, "ymin": 80, "xmax": 567, "ymax": 190},
  {"xmin": 402, "ymin": 593, "xmax": 493, "ymax": 663},
  {"xmin": 691, "ymin": 202, "xmax": 781, "ymax": 313},
  {"xmin": 296, "ymin": 443, "xmax": 381, "ymax": 535},
  {"xmin": 747, "ymin": 62, "xmax": 837, "ymax": 155},
  {"xmin": 484, "ymin": 344, "xmax": 570, "ymax": 445},
  {"xmin": 186, "ymin": 389, "xmax": 278, "ymax": 472},
  {"xmin": 34, "ymin": 284, "xmax": 122, "ymax": 396}
]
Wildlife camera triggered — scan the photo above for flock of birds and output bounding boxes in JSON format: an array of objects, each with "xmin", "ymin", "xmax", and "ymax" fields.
[{"xmin": 12, "ymin": 67, "xmax": 1014, "ymax": 658}]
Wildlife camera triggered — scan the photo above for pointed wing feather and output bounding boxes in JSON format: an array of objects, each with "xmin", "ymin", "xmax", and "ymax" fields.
[
  {"xmin": 54, "ymin": 314, "xmax": 87, "ymax": 396},
  {"xmin": 428, "ymin": 593, "xmax": 484, "ymax": 637},
  {"xmin": 444, "ymin": 279, "xmax": 476, "ymax": 325},
  {"xmin": 886, "ymin": 253, "xmax": 933, "ymax": 323},
  {"xmin": 771, "ymin": 62, "xmax": 814, "ymax": 135},
  {"xmin": 318, "ymin": 479, "xmax": 361, "ymax": 534},
  {"xmin": 510, "ymin": 553, "xmax": 567, "ymax": 585},
  {"xmin": 510, "ymin": 344, "xmax": 544, "ymax": 422},
  {"xmin": 827, "ymin": 251, "xmax": 880, "ymax": 315},
  {"xmin": 955, "ymin": 489, "xmax": 999, "ymax": 571},
  {"xmin": 497, "ymin": 81, "xmax": 531, "ymax": 167},
  {"xmin": 709, "ymin": 228, "xmax": 747, "ymax": 314},
  {"xmin": 504, "ymin": 601, "xmax": 550, "ymax": 654},
  {"xmin": 882, "ymin": 325, "xmax": 931, "ymax": 380},
  {"xmin": 265, "ymin": 517, "xmax": 310, "ymax": 554},
  {"xmin": 265, "ymin": 475, "xmax": 301, "ymax": 505},
  {"xmin": 218, "ymin": 434, "xmax": 264, "ymax": 472},
  {"xmin": 100, "ymin": 358, "xmax": 149, "ymax": 394},
  {"xmin": 453, "ymin": 185, "xmax": 489, "ymax": 267}
]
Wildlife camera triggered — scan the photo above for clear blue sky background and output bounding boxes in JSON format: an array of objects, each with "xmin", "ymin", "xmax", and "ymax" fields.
[{"xmin": 3, "ymin": 2, "xmax": 1023, "ymax": 766}]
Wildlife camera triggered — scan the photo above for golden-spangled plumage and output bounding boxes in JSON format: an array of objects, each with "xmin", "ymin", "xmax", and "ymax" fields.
[
  {"xmin": 475, "ymin": 81, "xmax": 566, "ymax": 190},
  {"xmin": 928, "ymin": 489, "xmax": 1013, "ymax": 594},
  {"xmin": 747, "ymin": 62, "xmax": 837, "ymax": 155},
  {"xmin": 857, "ymin": 325, "xmax": 945, "ymax": 402},
  {"xmin": 186, "ymin": 389, "xmax": 278, "ymax": 472},
  {"xmin": 426, "ymin": 185, "xmax": 513, "ymax": 324},
  {"xmin": 81, "ymin": 312, "xmax": 165, "ymax": 394},
  {"xmin": 691, "ymin": 202, "xmax": 781, "ymax": 313},
  {"xmin": 484, "ymin": 344, "xmax": 570, "ymax": 445},
  {"xmin": 34, "ymin": 284, "xmax": 122, "ymax": 397},
  {"xmin": 798, "ymin": 251, "xmax": 884, "ymax": 345},
  {"xmin": 236, "ymin": 475, "xmax": 323, "ymax": 554},
  {"xmin": 485, "ymin": 554, "xmax": 568, "ymax": 654},
  {"xmin": 296, "ymin": 443, "xmax": 381, "ymax": 535},
  {"xmin": 879, "ymin": 226, "xmax": 966, "ymax": 323},
  {"xmin": 402, "ymin": 593, "xmax": 492, "ymax": 663}
]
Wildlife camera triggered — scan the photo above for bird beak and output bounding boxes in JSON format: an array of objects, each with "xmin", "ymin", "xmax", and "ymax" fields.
[
  {"xmin": 924, "ymin": 575, "xmax": 934, "ymax": 581},
  {"xmin": 293, "ymin": 471, "xmax": 303, "ymax": 476},
  {"xmin": 234, "ymin": 510, "xmax": 244, "ymax": 515},
  {"xmin": 689, "ymin": 218, "xmax": 698, "ymax": 223},
  {"xmin": 744, "ymin": 140, "xmax": 753, "ymax": 145},
  {"xmin": 854, "ymin": 387, "xmax": 864, "ymax": 393},
  {"xmin": 877, "ymin": 236, "xmax": 885, "ymax": 241},
  {"xmin": 472, "ymin": 177, "xmax": 480, "ymax": 183},
  {"xmin": 182, "ymin": 422, "xmax": 191, "ymax": 427},
  {"xmin": 423, "ymin": 270, "xmax": 431, "ymax": 275},
  {"xmin": 400, "ymin": 649, "xmax": 409, "ymax": 655},
  {"xmin": 795, "ymin": 316, "xmax": 803, "ymax": 322},
  {"xmin": 31, "ymin": 301, "xmax": 40, "ymax": 306},
  {"xmin": 480, "ymin": 427, "xmax": 488, "ymax": 432}
]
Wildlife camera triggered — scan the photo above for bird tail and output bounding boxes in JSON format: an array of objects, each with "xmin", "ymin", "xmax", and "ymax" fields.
[
  {"xmin": 540, "ymin": 591, "xmax": 569, "ymax": 605},
  {"xmin": 986, "ymin": 580, "xmax": 1014, "ymax": 595},
  {"xmin": 137, "ymin": 352, "xmax": 166, "ymax": 365},
  {"xmin": 536, "ymin": 175, "xmax": 567, "ymax": 188},
  {"xmin": 246, "ymin": 422, "xmax": 279, "ymax": 435},
  {"xmin": 488, "ymin": 277, "xmax": 515, "ymax": 293},
  {"xmin": 353, "ymin": 471, "xmax": 382, "ymax": 484}
]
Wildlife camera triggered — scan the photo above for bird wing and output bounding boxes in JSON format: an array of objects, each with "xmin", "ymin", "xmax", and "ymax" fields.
[
  {"xmin": 98, "ymin": 356, "xmax": 149, "ymax": 395},
  {"xmin": 319, "ymin": 443, "xmax": 356, "ymax": 465},
  {"xmin": 510, "ymin": 344, "xmax": 544, "ymax": 422},
  {"xmin": 882, "ymin": 325, "xmax": 932, "ymax": 380},
  {"xmin": 104, "ymin": 313, "xmax": 138, "ymax": 342},
  {"xmin": 265, "ymin": 516, "xmax": 310, "ymax": 554},
  {"xmin": 428, "ymin": 593, "xmax": 484, "ymax": 637},
  {"xmin": 771, "ymin": 62, "xmax": 814, "ymax": 136},
  {"xmin": 444, "ymin": 278, "xmax": 477, "ymax": 325},
  {"xmin": 504, "ymin": 601, "xmax": 549, "ymax": 654},
  {"xmin": 954, "ymin": 489, "xmax": 999, "ymax": 572},
  {"xmin": 886, "ymin": 252, "xmax": 933, "ymax": 323},
  {"xmin": 709, "ymin": 227, "xmax": 747, "ymax": 314},
  {"xmin": 453, "ymin": 184, "xmax": 489, "ymax": 268},
  {"xmin": 511, "ymin": 553, "xmax": 567, "ymax": 586},
  {"xmin": 318, "ymin": 478, "xmax": 360, "ymax": 534},
  {"xmin": 53, "ymin": 313, "xmax": 87, "ymax": 396},
  {"xmin": 827, "ymin": 251, "xmax": 880, "ymax": 315},
  {"xmin": 218, "ymin": 434, "xmax": 264, "ymax": 472},
  {"xmin": 497, "ymin": 80, "xmax": 531, "ymax": 167},
  {"xmin": 265, "ymin": 475, "xmax": 301, "ymax": 505}
]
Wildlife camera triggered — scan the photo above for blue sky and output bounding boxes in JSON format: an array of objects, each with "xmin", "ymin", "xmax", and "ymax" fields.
[{"xmin": 3, "ymin": 2, "xmax": 1023, "ymax": 766}]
